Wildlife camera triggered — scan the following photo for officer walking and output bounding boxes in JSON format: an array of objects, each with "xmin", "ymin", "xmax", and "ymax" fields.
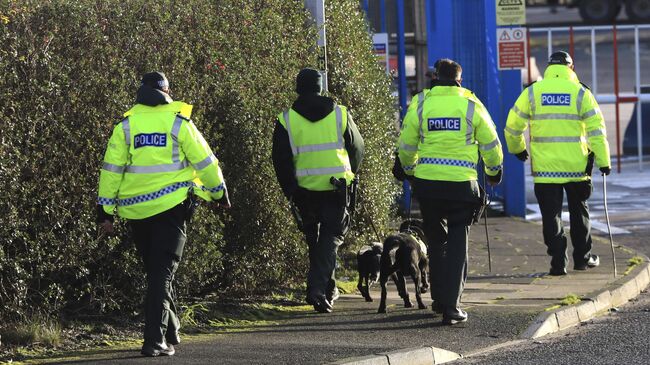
[
  {"xmin": 398, "ymin": 59, "xmax": 503, "ymax": 325},
  {"xmin": 97, "ymin": 72, "xmax": 230, "ymax": 356},
  {"xmin": 505, "ymin": 51, "xmax": 611, "ymax": 276},
  {"xmin": 272, "ymin": 68, "xmax": 364, "ymax": 313}
]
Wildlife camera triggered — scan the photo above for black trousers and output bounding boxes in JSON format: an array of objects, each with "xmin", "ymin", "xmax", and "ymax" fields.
[
  {"xmin": 418, "ymin": 197, "xmax": 475, "ymax": 310},
  {"xmin": 297, "ymin": 192, "xmax": 349, "ymax": 299},
  {"xmin": 129, "ymin": 200, "xmax": 191, "ymax": 345},
  {"xmin": 534, "ymin": 181, "xmax": 593, "ymax": 269}
]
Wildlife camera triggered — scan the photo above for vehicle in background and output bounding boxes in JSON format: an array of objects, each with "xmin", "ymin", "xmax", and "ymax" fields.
[{"xmin": 527, "ymin": 0, "xmax": 650, "ymax": 23}]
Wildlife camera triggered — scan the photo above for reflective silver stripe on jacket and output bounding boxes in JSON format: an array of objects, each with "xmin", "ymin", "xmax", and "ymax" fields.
[
  {"xmin": 171, "ymin": 116, "xmax": 184, "ymax": 163},
  {"xmin": 577, "ymin": 87, "xmax": 586, "ymax": 115},
  {"xmin": 528, "ymin": 86, "xmax": 536, "ymax": 114},
  {"xmin": 102, "ymin": 162, "xmax": 125, "ymax": 174},
  {"xmin": 531, "ymin": 113, "xmax": 580, "ymax": 121},
  {"xmin": 400, "ymin": 141, "xmax": 418, "ymax": 151},
  {"xmin": 581, "ymin": 108, "xmax": 601, "ymax": 119},
  {"xmin": 125, "ymin": 160, "xmax": 190, "ymax": 173},
  {"xmin": 295, "ymin": 165, "xmax": 351, "ymax": 177},
  {"xmin": 284, "ymin": 107, "xmax": 344, "ymax": 156},
  {"xmin": 417, "ymin": 91, "xmax": 425, "ymax": 143},
  {"xmin": 587, "ymin": 129, "xmax": 605, "ymax": 137},
  {"xmin": 531, "ymin": 136, "xmax": 585, "ymax": 143},
  {"xmin": 511, "ymin": 105, "xmax": 530, "ymax": 119},
  {"xmin": 122, "ymin": 118, "xmax": 131, "ymax": 146},
  {"xmin": 505, "ymin": 126, "xmax": 524, "ymax": 136},
  {"xmin": 479, "ymin": 138, "xmax": 500, "ymax": 151},
  {"xmin": 194, "ymin": 154, "xmax": 216, "ymax": 170},
  {"xmin": 465, "ymin": 100, "xmax": 475, "ymax": 145}
]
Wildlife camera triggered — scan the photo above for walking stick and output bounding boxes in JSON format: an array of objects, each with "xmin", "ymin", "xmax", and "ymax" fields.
[{"xmin": 602, "ymin": 173, "xmax": 617, "ymax": 277}]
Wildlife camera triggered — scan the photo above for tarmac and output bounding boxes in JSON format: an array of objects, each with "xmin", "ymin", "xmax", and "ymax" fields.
[{"xmin": 45, "ymin": 215, "xmax": 649, "ymax": 365}]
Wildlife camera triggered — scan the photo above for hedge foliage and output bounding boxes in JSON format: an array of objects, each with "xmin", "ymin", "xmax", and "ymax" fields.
[{"xmin": 0, "ymin": 0, "xmax": 396, "ymax": 320}]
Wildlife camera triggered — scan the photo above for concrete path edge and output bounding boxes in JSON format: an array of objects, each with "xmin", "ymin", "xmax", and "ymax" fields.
[
  {"xmin": 329, "ymin": 259, "xmax": 650, "ymax": 365},
  {"xmin": 327, "ymin": 345, "xmax": 462, "ymax": 365},
  {"xmin": 521, "ymin": 259, "xmax": 650, "ymax": 339}
]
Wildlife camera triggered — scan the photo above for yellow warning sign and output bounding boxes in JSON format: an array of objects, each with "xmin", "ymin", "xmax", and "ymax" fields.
[{"xmin": 496, "ymin": 0, "xmax": 526, "ymax": 26}]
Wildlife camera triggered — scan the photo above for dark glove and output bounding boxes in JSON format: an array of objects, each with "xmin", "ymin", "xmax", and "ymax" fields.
[
  {"xmin": 96, "ymin": 204, "xmax": 114, "ymax": 224},
  {"xmin": 486, "ymin": 170, "xmax": 502, "ymax": 186},
  {"xmin": 291, "ymin": 187, "xmax": 309, "ymax": 207},
  {"xmin": 514, "ymin": 150, "xmax": 529, "ymax": 162},
  {"xmin": 391, "ymin": 153, "xmax": 407, "ymax": 181},
  {"xmin": 214, "ymin": 189, "xmax": 231, "ymax": 209},
  {"xmin": 600, "ymin": 166, "xmax": 611, "ymax": 176}
]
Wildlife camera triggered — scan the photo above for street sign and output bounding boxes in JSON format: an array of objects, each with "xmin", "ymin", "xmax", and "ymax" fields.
[
  {"xmin": 496, "ymin": 0, "xmax": 526, "ymax": 26},
  {"xmin": 372, "ymin": 33, "xmax": 390, "ymax": 74},
  {"xmin": 497, "ymin": 27, "xmax": 527, "ymax": 70}
]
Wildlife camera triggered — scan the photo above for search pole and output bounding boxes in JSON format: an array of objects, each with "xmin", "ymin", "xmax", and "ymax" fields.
[{"xmin": 304, "ymin": 0, "xmax": 328, "ymax": 92}]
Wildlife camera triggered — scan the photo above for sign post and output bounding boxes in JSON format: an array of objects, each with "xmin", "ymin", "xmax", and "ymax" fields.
[
  {"xmin": 372, "ymin": 33, "xmax": 390, "ymax": 75},
  {"xmin": 304, "ymin": 0, "xmax": 328, "ymax": 92},
  {"xmin": 497, "ymin": 27, "xmax": 528, "ymax": 70},
  {"xmin": 496, "ymin": 0, "xmax": 526, "ymax": 26}
]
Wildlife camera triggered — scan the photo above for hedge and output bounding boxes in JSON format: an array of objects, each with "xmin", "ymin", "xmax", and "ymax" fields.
[{"xmin": 0, "ymin": 0, "xmax": 396, "ymax": 320}]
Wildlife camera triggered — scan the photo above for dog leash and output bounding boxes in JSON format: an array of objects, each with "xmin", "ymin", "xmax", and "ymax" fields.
[
  {"xmin": 357, "ymin": 187, "xmax": 383, "ymax": 244},
  {"xmin": 482, "ymin": 172, "xmax": 493, "ymax": 273},
  {"xmin": 602, "ymin": 173, "xmax": 617, "ymax": 277}
]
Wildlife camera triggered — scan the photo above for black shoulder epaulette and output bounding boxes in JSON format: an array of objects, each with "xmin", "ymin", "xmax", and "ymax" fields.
[
  {"xmin": 579, "ymin": 82, "xmax": 591, "ymax": 90},
  {"xmin": 176, "ymin": 113, "xmax": 191, "ymax": 121},
  {"xmin": 114, "ymin": 117, "xmax": 128, "ymax": 126},
  {"xmin": 524, "ymin": 80, "xmax": 537, "ymax": 89}
]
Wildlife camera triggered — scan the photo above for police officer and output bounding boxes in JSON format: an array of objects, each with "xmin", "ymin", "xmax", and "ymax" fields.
[
  {"xmin": 398, "ymin": 59, "xmax": 503, "ymax": 325},
  {"xmin": 272, "ymin": 68, "xmax": 364, "ymax": 313},
  {"xmin": 97, "ymin": 72, "xmax": 230, "ymax": 356},
  {"xmin": 505, "ymin": 51, "xmax": 611, "ymax": 276}
]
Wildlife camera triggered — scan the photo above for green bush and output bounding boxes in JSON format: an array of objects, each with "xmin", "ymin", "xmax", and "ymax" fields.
[{"xmin": 0, "ymin": 0, "xmax": 395, "ymax": 320}]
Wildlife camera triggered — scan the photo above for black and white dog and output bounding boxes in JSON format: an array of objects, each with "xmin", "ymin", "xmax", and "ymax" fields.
[
  {"xmin": 377, "ymin": 219, "xmax": 429, "ymax": 313},
  {"xmin": 356, "ymin": 242, "xmax": 383, "ymax": 302}
]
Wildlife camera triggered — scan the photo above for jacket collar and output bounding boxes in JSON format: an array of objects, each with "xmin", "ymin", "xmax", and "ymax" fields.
[{"xmin": 543, "ymin": 65, "xmax": 580, "ymax": 82}]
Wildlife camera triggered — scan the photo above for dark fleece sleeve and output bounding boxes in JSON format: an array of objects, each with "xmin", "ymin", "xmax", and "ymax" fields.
[
  {"xmin": 272, "ymin": 119, "xmax": 298, "ymax": 199},
  {"xmin": 344, "ymin": 114, "xmax": 365, "ymax": 174}
]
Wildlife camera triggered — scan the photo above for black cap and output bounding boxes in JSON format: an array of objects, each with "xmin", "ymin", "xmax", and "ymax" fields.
[
  {"xmin": 295, "ymin": 68, "xmax": 322, "ymax": 95},
  {"xmin": 141, "ymin": 72, "xmax": 169, "ymax": 91},
  {"xmin": 548, "ymin": 51, "xmax": 573, "ymax": 66}
]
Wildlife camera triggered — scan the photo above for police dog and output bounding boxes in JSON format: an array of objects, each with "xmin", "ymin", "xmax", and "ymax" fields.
[
  {"xmin": 377, "ymin": 219, "xmax": 429, "ymax": 313},
  {"xmin": 356, "ymin": 242, "xmax": 383, "ymax": 302}
]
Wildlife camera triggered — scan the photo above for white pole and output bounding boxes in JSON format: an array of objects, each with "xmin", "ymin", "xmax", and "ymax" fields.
[
  {"xmin": 547, "ymin": 29, "xmax": 552, "ymax": 61},
  {"xmin": 304, "ymin": 0, "xmax": 328, "ymax": 92},
  {"xmin": 634, "ymin": 26, "xmax": 643, "ymax": 171},
  {"xmin": 591, "ymin": 28, "xmax": 597, "ymax": 94}
]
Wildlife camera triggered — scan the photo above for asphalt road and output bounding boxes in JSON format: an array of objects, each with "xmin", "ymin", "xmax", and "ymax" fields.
[{"xmin": 454, "ymin": 159, "xmax": 650, "ymax": 365}]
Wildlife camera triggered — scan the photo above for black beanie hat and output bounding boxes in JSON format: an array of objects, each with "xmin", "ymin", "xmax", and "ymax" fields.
[
  {"xmin": 295, "ymin": 68, "xmax": 322, "ymax": 95},
  {"xmin": 141, "ymin": 72, "xmax": 169, "ymax": 91},
  {"xmin": 548, "ymin": 51, "xmax": 573, "ymax": 66}
]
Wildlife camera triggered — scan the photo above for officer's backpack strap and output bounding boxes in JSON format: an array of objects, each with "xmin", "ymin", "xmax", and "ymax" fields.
[
  {"xmin": 579, "ymin": 82, "xmax": 591, "ymax": 90},
  {"xmin": 113, "ymin": 117, "xmax": 128, "ymax": 126},
  {"xmin": 176, "ymin": 113, "xmax": 191, "ymax": 122},
  {"xmin": 524, "ymin": 80, "xmax": 537, "ymax": 89}
]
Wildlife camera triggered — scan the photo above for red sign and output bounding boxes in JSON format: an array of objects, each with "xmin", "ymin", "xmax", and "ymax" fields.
[{"xmin": 497, "ymin": 27, "xmax": 527, "ymax": 70}]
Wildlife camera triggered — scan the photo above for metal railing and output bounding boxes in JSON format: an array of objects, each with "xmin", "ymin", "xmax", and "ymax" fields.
[{"xmin": 527, "ymin": 24, "xmax": 650, "ymax": 172}]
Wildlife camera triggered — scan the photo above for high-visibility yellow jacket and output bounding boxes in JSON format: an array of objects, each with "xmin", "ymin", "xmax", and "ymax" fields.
[
  {"xmin": 97, "ymin": 101, "xmax": 226, "ymax": 219},
  {"xmin": 398, "ymin": 86, "xmax": 503, "ymax": 182},
  {"xmin": 277, "ymin": 105, "xmax": 354, "ymax": 191},
  {"xmin": 505, "ymin": 65, "xmax": 611, "ymax": 183}
]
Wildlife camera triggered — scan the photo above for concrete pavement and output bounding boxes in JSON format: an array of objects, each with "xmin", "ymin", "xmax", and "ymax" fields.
[{"xmin": 41, "ymin": 215, "xmax": 648, "ymax": 365}]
